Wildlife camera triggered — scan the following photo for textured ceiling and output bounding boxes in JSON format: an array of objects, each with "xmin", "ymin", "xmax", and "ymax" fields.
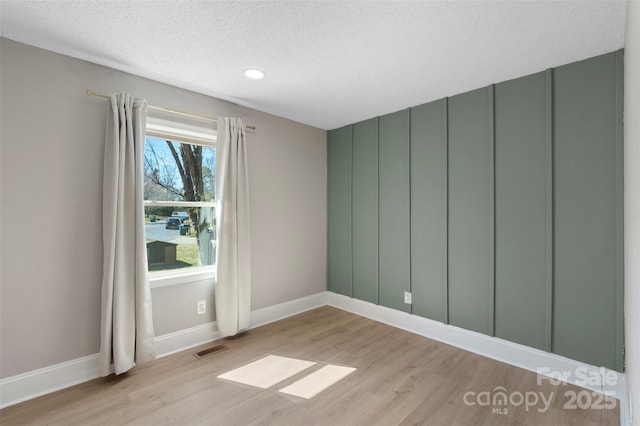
[{"xmin": 0, "ymin": 0, "xmax": 628, "ymax": 130}]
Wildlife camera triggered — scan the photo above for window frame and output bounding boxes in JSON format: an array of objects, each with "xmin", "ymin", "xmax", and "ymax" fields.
[{"xmin": 144, "ymin": 117, "xmax": 217, "ymax": 288}]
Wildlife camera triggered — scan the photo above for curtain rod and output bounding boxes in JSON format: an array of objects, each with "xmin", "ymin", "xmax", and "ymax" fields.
[{"xmin": 86, "ymin": 90, "xmax": 256, "ymax": 130}]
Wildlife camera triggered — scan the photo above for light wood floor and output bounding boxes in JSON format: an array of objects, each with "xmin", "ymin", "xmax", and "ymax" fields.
[{"xmin": 0, "ymin": 306, "xmax": 619, "ymax": 425}]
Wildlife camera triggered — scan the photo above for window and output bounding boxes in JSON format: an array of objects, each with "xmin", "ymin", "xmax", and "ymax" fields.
[{"xmin": 144, "ymin": 117, "xmax": 216, "ymax": 277}]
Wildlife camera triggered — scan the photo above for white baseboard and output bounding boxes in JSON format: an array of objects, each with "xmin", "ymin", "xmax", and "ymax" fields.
[
  {"xmin": 0, "ymin": 354, "xmax": 103, "ymax": 409},
  {"xmin": 0, "ymin": 291, "xmax": 329, "ymax": 409},
  {"xmin": 619, "ymin": 375, "xmax": 631, "ymax": 426},
  {"xmin": 250, "ymin": 291, "xmax": 329, "ymax": 328},
  {"xmin": 327, "ymin": 292, "xmax": 628, "ymax": 405},
  {"xmin": 154, "ymin": 321, "xmax": 220, "ymax": 358}
]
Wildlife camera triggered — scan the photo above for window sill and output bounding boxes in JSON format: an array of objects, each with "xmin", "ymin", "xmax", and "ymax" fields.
[{"xmin": 149, "ymin": 267, "xmax": 216, "ymax": 289}]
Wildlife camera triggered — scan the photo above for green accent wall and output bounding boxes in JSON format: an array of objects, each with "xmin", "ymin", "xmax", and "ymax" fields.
[
  {"xmin": 378, "ymin": 110, "xmax": 411, "ymax": 312},
  {"xmin": 447, "ymin": 87, "xmax": 494, "ymax": 335},
  {"xmin": 552, "ymin": 51, "xmax": 623, "ymax": 370},
  {"xmin": 327, "ymin": 126, "xmax": 352, "ymax": 297},
  {"xmin": 410, "ymin": 100, "xmax": 448, "ymax": 322},
  {"xmin": 326, "ymin": 50, "xmax": 624, "ymax": 371},
  {"xmin": 494, "ymin": 72, "xmax": 549, "ymax": 350},
  {"xmin": 352, "ymin": 118, "xmax": 379, "ymax": 304}
]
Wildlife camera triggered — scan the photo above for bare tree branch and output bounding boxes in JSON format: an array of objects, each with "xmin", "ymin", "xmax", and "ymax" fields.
[{"xmin": 144, "ymin": 173, "xmax": 183, "ymax": 197}]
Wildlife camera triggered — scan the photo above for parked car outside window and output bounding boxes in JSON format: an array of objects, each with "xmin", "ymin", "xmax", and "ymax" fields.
[{"xmin": 165, "ymin": 218, "xmax": 181, "ymax": 230}]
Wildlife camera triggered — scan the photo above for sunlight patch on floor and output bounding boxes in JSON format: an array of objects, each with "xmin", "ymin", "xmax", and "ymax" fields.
[{"xmin": 218, "ymin": 355, "xmax": 356, "ymax": 399}]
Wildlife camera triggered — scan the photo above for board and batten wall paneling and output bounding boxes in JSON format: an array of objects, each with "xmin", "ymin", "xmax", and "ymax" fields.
[
  {"xmin": 327, "ymin": 126, "xmax": 353, "ymax": 297},
  {"xmin": 352, "ymin": 118, "xmax": 379, "ymax": 304},
  {"xmin": 410, "ymin": 100, "xmax": 448, "ymax": 322},
  {"xmin": 378, "ymin": 110, "xmax": 411, "ymax": 312},
  {"xmin": 326, "ymin": 49, "xmax": 623, "ymax": 371},
  {"xmin": 553, "ymin": 51, "xmax": 623, "ymax": 371},
  {"xmin": 447, "ymin": 87, "xmax": 495, "ymax": 335},
  {"xmin": 494, "ymin": 72, "xmax": 549, "ymax": 351}
]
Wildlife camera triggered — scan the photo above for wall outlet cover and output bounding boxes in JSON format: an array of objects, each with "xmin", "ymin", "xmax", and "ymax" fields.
[
  {"xmin": 197, "ymin": 300, "xmax": 206, "ymax": 315},
  {"xmin": 404, "ymin": 292, "xmax": 412, "ymax": 304}
]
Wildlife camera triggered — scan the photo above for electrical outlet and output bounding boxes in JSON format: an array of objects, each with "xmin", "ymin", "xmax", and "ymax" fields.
[
  {"xmin": 404, "ymin": 291, "xmax": 412, "ymax": 304},
  {"xmin": 197, "ymin": 300, "xmax": 206, "ymax": 315}
]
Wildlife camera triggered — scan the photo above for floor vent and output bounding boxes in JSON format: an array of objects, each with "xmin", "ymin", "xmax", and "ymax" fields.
[{"xmin": 194, "ymin": 344, "xmax": 227, "ymax": 359}]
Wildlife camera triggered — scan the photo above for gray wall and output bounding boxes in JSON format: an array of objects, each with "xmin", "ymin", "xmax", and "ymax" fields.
[
  {"xmin": 328, "ymin": 50, "xmax": 623, "ymax": 371},
  {"xmin": 624, "ymin": 0, "xmax": 640, "ymax": 420},
  {"xmin": 0, "ymin": 38, "xmax": 327, "ymax": 378}
]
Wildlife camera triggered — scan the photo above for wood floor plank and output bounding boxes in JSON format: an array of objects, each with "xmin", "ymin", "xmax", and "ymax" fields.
[{"xmin": 0, "ymin": 306, "xmax": 620, "ymax": 425}]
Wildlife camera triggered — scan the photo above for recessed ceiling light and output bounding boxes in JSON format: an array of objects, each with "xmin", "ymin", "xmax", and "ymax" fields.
[{"xmin": 245, "ymin": 69, "xmax": 265, "ymax": 80}]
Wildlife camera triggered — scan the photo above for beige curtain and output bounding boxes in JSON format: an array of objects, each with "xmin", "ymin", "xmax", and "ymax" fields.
[
  {"xmin": 215, "ymin": 117, "xmax": 251, "ymax": 337},
  {"xmin": 99, "ymin": 92, "xmax": 156, "ymax": 376}
]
